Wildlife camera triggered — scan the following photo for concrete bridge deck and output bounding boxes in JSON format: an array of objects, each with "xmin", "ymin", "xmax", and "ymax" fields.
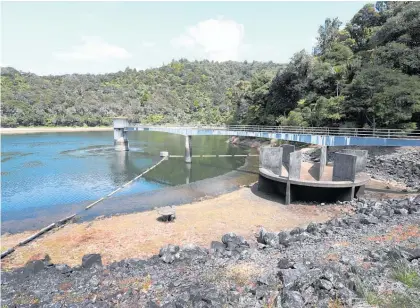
[
  {"xmin": 123, "ymin": 123, "xmax": 420, "ymax": 147},
  {"xmin": 112, "ymin": 118, "xmax": 420, "ymax": 162}
]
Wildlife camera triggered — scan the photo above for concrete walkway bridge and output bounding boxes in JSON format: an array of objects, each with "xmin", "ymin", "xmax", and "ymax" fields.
[{"xmin": 113, "ymin": 118, "xmax": 420, "ymax": 162}]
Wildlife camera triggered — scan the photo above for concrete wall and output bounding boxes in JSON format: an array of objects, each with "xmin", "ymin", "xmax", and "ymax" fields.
[
  {"xmin": 340, "ymin": 149, "xmax": 368, "ymax": 173},
  {"xmin": 318, "ymin": 146, "xmax": 327, "ymax": 180},
  {"xmin": 260, "ymin": 146, "xmax": 283, "ymax": 176},
  {"xmin": 282, "ymin": 144, "xmax": 295, "ymax": 165},
  {"xmin": 332, "ymin": 153, "xmax": 357, "ymax": 181},
  {"xmin": 288, "ymin": 151, "xmax": 302, "ymax": 180}
]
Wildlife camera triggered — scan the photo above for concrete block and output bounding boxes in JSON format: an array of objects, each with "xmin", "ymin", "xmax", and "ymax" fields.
[
  {"xmin": 260, "ymin": 146, "xmax": 283, "ymax": 176},
  {"xmin": 282, "ymin": 144, "xmax": 295, "ymax": 165},
  {"xmin": 340, "ymin": 149, "xmax": 368, "ymax": 173},
  {"xmin": 318, "ymin": 146, "xmax": 327, "ymax": 180},
  {"xmin": 288, "ymin": 151, "xmax": 302, "ymax": 180},
  {"xmin": 332, "ymin": 153, "xmax": 357, "ymax": 182}
]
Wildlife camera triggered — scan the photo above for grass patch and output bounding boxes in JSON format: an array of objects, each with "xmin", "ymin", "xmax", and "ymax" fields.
[
  {"xmin": 328, "ymin": 297, "xmax": 345, "ymax": 308},
  {"xmin": 391, "ymin": 261, "xmax": 420, "ymax": 289},
  {"xmin": 225, "ymin": 262, "xmax": 263, "ymax": 287}
]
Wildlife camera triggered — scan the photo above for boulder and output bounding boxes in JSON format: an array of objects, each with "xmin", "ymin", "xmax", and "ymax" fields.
[
  {"xmin": 394, "ymin": 208, "xmax": 408, "ymax": 215},
  {"xmin": 281, "ymin": 290, "xmax": 304, "ymax": 308},
  {"xmin": 278, "ymin": 231, "xmax": 291, "ymax": 247},
  {"xmin": 210, "ymin": 241, "xmax": 225, "ymax": 253},
  {"xmin": 263, "ymin": 232, "xmax": 280, "ymax": 248},
  {"xmin": 290, "ymin": 227, "xmax": 304, "ymax": 236},
  {"xmin": 159, "ymin": 245, "xmax": 180, "ymax": 264},
  {"xmin": 82, "ymin": 254, "xmax": 102, "ymax": 268},
  {"xmin": 221, "ymin": 233, "xmax": 249, "ymax": 251},
  {"xmin": 256, "ymin": 227, "xmax": 267, "ymax": 244},
  {"xmin": 317, "ymin": 278, "xmax": 333, "ymax": 291},
  {"xmin": 257, "ymin": 271, "xmax": 278, "ymax": 286},
  {"xmin": 23, "ymin": 260, "xmax": 45, "ymax": 275},
  {"xmin": 359, "ymin": 216, "xmax": 379, "ymax": 225},
  {"xmin": 306, "ymin": 222, "xmax": 319, "ymax": 234},
  {"xmin": 278, "ymin": 258, "xmax": 294, "ymax": 269}
]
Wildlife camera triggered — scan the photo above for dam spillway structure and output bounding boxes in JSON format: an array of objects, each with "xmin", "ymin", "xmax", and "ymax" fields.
[{"xmin": 258, "ymin": 145, "xmax": 370, "ymax": 204}]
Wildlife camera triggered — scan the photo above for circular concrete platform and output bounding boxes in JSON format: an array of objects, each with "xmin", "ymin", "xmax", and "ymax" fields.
[{"xmin": 258, "ymin": 162, "xmax": 370, "ymax": 204}]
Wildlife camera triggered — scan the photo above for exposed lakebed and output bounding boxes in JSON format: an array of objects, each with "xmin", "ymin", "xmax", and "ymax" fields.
[{"xmin": 1, "ymin": 131, "xmax": 256, "ymax": 233}]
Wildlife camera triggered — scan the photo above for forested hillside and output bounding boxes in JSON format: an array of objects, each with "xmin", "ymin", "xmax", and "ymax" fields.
[
  {"xmin": 249, "ymin": 1, "xmax": 420, "ymax": 130},
  {"xmin": 0, "ymin": 61, "xmax": 284, "ymax": 127},
  {"xmin": 1, "ymin": 1, "xmax": 419, "ymax": 129}
]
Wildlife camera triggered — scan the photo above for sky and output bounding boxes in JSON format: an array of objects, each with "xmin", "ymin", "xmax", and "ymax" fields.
[{"xmin": 1, "ymin": 1, "xmax": 372, "ymax": 76}]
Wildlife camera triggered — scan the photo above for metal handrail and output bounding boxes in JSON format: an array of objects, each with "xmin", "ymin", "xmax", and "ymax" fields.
[{"xmin": 129, "ymin": 123, "xmax": 420, "ymax": 139}]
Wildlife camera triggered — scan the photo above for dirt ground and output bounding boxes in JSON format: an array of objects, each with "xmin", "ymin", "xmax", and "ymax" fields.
[{"xmin": 1, "ymin": 187, "xmax": 349, "ymax": 269}]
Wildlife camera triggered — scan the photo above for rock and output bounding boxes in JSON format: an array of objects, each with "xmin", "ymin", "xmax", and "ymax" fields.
[
  {"xmin": 336, "ymin": 287, "xmax": 355, "ymax": 305},
  {"xmin": 281, "ymin": 290, "xmax": 304, "ymax": 308},
  {"xmin": 359, "ymin": 216, "xmax": 379, "ymax": 225},
  {"xmin": 263, "ymin": 232, "xmax": 280, "ymax": 248},
  {"xmin": 301, "ymin": 286, "xmax": 317, "ymax": 304},
  {"xmin": 317, "ymin": 278, "xmax": 333, "ymax": 291},
  {"xmin": 55, "ymin": 264, "xmax": 72, "ymax": 274},
  {"xmin": 23, "ymin": 260, "xmax": 44, "ymax": 275},
  {"xmin": 159, "ymin": 245, "xmax": 180, "ymax": 263},
  {"xmin": 89, "ymin": 275, "xmax": 100, "ymax": 287},
  {"xmin": 278, "ymin": 269, "xmax": 301, "ymax": 289},
  {"xmin": 210, "ymin": 241, "xmax": 225, "ymax": 253},
  {"xmin": 398, "ymin": 199, "xmax": 410, "ymax": 207},
  {"xmin": 394, "ymin": 208, "xmax": 408, "ymax": 215},
  {"xmin": 222, "ymin": 233, "xmax": 249, "ymax": 251},
  {"xmin": 255, "ymin": 285, "xmax": 270, "ymax": 300},
  {"xmin": 290, "ymin": 227, "xmax": 304, "ymax": 236},
  {"xmin": 278, "ymin": 231, "xmax": 291, "ymax": 247},
  {"xmin": 82, "ymin": 254, "xmax": 102, "ymax": 268},
  {"xmin": 256, "ymin": 227, "xmax": 267, "ymax": 244},
  {"xmin": 278, "ymin": 258, "xmax": 294, "ymax": 269},
  {"xmin": 257, "ymin": 271, "xmax": 277, "ymax": 286},
  {"xmin": 400, "ymin": 247, "xmax": 420, "ymax": 261},
  {"xmin": 306, "ymin": 222, "xmax": 319, "ymax": 234}
]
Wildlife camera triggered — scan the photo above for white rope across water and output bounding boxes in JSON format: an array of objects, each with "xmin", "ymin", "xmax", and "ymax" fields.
[
  {"xmin": 1, "ymin": 157, "xmax": 168, "ymax": 259},
  {"xmin": 85, "ymin": 157, "xmax": 167, "ymax": 210}
]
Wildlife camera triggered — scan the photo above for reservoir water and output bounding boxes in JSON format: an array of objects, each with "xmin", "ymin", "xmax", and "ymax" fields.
[{"xmin": 1, "ymin": 131, "xmax": 252, "ymax": 233}]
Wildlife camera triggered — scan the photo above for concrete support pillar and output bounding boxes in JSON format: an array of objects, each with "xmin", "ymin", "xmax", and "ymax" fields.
[
  {"xmin": 285, "ymin": 181, "xmax": 291, "ymax": 205},
  {"xmin": 185, "ymin": 135, "xmax": 192, "ymax": 163},
  {"xmin": 186, "ymin": 162, "xmax": 192, "ymax": 184},
  {"xmin": 114, "ymin": 128, "xmax": 129, "ymax": 151},
  {"xmin": 113, "ymin": 117, "xmax": 130, "ymax": 151}
]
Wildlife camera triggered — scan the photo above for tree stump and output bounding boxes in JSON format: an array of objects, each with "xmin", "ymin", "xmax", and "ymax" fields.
[{"xmin": 155, "ymin": 206, "xmax": 176, "ymax": 222}]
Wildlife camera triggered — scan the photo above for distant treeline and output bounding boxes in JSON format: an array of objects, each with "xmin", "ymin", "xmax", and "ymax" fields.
[{"xmin": 1, "ymin": 1, "xmax": 419, "ymax": 130}]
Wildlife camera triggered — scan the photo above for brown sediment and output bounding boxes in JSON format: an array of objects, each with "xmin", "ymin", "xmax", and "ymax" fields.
[{"xmin": 1, "ymin": 187, "xmax": 348, "ymax": 269}]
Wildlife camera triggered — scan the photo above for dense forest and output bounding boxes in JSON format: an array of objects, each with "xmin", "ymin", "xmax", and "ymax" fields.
[{"xmin": 1, "ymin": 1, "xmax": 419, "ymax": 130}]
